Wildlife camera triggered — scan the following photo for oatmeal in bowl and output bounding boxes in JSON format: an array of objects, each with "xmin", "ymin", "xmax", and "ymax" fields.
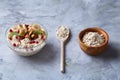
[
  {"xmin": 6, "ymin": 24, "xmax": 47, "ymax": 56},
  {"xmin": 78, "ymin": 27, "xmax": 109, "ymax": 56}
]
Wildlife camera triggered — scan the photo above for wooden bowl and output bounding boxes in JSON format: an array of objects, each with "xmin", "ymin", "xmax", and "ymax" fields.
[{"xmin": 78, "ymin": 27, "xmax": 109, "ymax": 56}]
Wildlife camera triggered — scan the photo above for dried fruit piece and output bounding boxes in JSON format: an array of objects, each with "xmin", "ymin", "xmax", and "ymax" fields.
[
  {"xmin": 9, "ymin": 29, "xmax": 13, "ymax": 32},
  {"xmin": 36, "ymin": 41, "xmax": 39, "ymax": 44},
  {"xmin": 35, "ymin": 35, "xmax": 38, "ymax": 38},
  {"xmin": 13, "ymin": 43, "xmax": 16, "ymax": 47},
  {"xmin": 29, "ymin": 40, "xmax": 35, "ymax": 44},
  {"xmin": 9, "ymin": 37, "xmax": 12, "ymax": 40},
  {"xmin": 41, "ymin": 35, "xmax": 44, "ymax": 40},
  {"xmin": 17, "ymin": 30, "xmax": 20, "ymax": 33},
  {"xmin": 16, "ymin": 36, "xmax": 19, "ymax": 39}
]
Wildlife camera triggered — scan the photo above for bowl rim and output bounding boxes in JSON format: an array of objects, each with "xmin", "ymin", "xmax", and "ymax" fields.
[
  {"xmin": 5, "ymin": 24, "xmax": 48, "ymax": 49},
  {"xmin": 78, "ymin": 27, "xmax": 109, "ymax": 48}
]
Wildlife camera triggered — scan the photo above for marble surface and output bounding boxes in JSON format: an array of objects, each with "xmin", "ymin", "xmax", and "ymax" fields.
[{"xmin": 0, "ymin": 0, "xmax": 120, "ymax": 80}]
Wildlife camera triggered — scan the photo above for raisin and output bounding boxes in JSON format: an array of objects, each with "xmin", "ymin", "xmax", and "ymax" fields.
[
  {"xmin": 9, "ymin": 29, "xmax": 13, "ymax": 32},
  {"xmin": 16, "ymin": 36, "xmax": 18, "ymax": 39},
  {"xmin": 41, "ymin": 35, "xmax": 44, "ymax": 39},
  {"xmin": 30, "ymin": 40, "xmax": 35, "ymax": 44},
  {"xmin": 13, "ymin": 43, "xmax": 16, "ymax": 47},
  {"xmin": 9, "ymin": 37, "xmax": 12, "ymax": 40},
  {"xmin": 36, "ymin": 41, "xmax": 39, "ymax": 44},
  {"xmin": 17, "ymin": 30, "xmax": 20, "ymax": 33}
]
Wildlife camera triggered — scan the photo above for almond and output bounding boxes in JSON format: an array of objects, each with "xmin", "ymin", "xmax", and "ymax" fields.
[
  {"xmin": 29, "ymin": 30, "xmax": 33, "ymax": 36},
  {"xmin": 31, "ymin": 34, "xmax": 35, "ymax": 38}
]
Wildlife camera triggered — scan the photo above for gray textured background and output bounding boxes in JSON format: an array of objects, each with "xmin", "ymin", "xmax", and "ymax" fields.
[{"xmin": 0, "ymin": 0, "xmax": 120, "ymax": 80}]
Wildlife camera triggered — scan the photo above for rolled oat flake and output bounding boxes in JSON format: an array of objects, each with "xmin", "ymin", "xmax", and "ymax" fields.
[
  {"xmin": 56, "ymin": 26, "xmax": 69, "ymax": 39},
  {"xmin": 82, "ymin": 32, "xmax": 105, "ymax": 47}
]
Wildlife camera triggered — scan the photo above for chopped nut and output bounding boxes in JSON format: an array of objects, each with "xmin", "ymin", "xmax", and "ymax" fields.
[
  {"xmin": 31, "ymin": 34, "xmax": 35, "ymax": 38},
  {"xmin": 29, "ymin": 30, "xmax": 33, "ymax": 36},
  {"xmin": 25, "ymin": 34, "xmax": 30, "ymax": 38},
  {"xmin": 23, "ymin": 24, "xmax": 28, "ymax": 33},
  {"xmin": 25, "ymin": 24, "xmax": 29, "ymax": 28},
  {"xmin": 18, "ymin": 24, "xmax": 23, "ymax": 28}
]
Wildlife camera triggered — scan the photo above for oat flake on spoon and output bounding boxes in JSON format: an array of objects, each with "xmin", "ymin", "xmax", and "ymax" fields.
[{"xmin": 56, "ymin": 26, "xmax": 70, "ymax": 73}]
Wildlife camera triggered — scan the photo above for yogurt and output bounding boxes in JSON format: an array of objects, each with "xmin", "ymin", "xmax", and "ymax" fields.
[{"xmin": 6, "ymin": 24, "xmax": 47, "ymax": 56}]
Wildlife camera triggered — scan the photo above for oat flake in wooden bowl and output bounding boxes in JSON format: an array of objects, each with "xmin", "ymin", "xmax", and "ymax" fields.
[{"xmin": 78, "ymin": 27, "xmax": 109, "ymax": 56}]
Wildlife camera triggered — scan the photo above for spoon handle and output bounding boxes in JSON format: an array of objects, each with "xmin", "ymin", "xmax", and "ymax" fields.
[{"xmin": 60, "ymin": 41, "xmax": 65, "ymax": 73}]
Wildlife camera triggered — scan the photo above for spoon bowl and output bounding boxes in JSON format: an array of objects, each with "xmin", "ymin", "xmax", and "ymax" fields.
[{"xmin": 56, "ymin": 26, "xmax": 69, "ymax": 41}]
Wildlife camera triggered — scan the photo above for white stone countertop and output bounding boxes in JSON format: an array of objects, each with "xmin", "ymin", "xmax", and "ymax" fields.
[{"xmin": 0, "ymin": 0, "xmax": 120, "ymax": 80}]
